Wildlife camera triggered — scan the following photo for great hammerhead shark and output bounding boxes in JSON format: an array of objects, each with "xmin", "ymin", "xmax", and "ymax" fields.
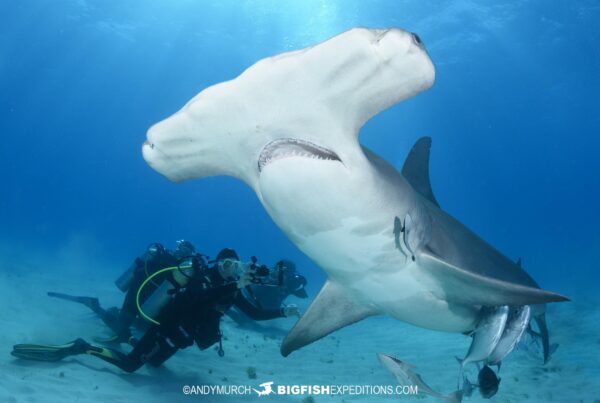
[{"xmin": 141, "ymin": 27, "xmax": 567, "ymax": 361}]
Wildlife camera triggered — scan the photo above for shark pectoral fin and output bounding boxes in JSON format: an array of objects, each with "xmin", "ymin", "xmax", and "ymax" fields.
[
  {"xmin": 420, "ymin": 253, "xmax": 570, "ymax": 306},
  {"xmin": 401, "ymin": 136, "xmax": 439, "ymax": 207},
  {"xmin": 281, "ymin": 280, "xmax": 378, "ymax": 357}
]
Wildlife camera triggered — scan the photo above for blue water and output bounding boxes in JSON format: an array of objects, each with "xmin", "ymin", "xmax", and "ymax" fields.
[
  {"xmin": 2, "ymin": 0, "xmax": 599, "ymax": 287},
  {"xmin": 0, "ymin": 1, "xmax": 599, "ymax": 397}
]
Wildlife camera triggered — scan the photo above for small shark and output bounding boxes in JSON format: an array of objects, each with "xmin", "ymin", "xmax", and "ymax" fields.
[
  {"xmin": 141, "ymin": 27, "xmax": 568, "ymax": 358},
  {"xmin": 378, "ymin": 353, "xmax": 463, "ymax": 403}
]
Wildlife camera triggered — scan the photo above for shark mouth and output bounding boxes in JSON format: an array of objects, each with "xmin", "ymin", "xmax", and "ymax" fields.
[{"xmin": 258, "ymin": 138, "xmax": 341, "ymax": 172}]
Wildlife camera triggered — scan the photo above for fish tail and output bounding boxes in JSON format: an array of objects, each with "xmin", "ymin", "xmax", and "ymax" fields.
[
  {"xmin": 454, "ymin": 356, "xmax": 465, "ymax": 389},
  {"xmin": 444, "ymin": 390, "xmax": 464, "ymax": 403}
]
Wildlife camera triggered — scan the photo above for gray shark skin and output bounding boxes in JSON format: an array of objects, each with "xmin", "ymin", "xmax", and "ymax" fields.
[{"xmin": 141, "ymin": 28, "xmax": 568, "ymax": 358}]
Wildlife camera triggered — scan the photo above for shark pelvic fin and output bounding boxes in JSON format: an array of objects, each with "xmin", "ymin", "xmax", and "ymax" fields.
[
  {"xmin": 281, "ymin": 280, "xmax": 378, "ymax": 356},
  {"xmin": 401, "ymin": 136, "xmax": 439, "ymax": 207}
]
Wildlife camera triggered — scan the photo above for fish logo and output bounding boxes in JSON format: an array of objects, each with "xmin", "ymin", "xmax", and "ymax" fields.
[{"xmin": 253, "ymin": 381, "xmax": 275, "ymax": 397}]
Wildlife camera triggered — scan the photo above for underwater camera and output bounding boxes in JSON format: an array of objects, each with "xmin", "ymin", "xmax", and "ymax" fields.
[
  {"xmin": 246, "ymin": 256, "xmax": 281, "ymax": 286},
  {"xmin": 222, "ymin": 256, "xmax": 281, "ymax": 286}
]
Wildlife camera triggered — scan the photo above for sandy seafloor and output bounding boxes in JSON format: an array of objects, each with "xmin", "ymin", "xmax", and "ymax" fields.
[{"xmin": 1, "ymin": 252, "xmax": 598, "ymax": 403}]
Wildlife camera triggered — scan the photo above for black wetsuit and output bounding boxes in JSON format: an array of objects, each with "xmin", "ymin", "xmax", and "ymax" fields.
[
  {"xmin": 82, "ymin": 266, "xmax": 285, "ymax": 372},
  {"xmin": 245, "ymin": 272, "xmax": 308, "ymax": 310}
]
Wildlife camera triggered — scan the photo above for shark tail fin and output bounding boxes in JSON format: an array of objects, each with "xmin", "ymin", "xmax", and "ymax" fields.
[
  {"xmin": 532, "ymin": 313, "xmax": 554, "ymax": 364},
  {"xmin": 527, "ymin": 323, "xmax": 542, "ymax": 338},
  {"xmin": 548, "ymin": 343, "xmax": 559, "ymax": 362}
]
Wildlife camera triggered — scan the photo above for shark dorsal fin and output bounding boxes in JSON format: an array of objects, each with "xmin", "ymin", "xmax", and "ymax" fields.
[{"xmin": 401, "ymin": 137, "xmax": 439, "ymax": 207}]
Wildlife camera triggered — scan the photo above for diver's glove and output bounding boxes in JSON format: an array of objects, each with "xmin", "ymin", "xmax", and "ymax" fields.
[{"xmin": 282, "ymin": 304, "xmax": 300, "ymax": 318}]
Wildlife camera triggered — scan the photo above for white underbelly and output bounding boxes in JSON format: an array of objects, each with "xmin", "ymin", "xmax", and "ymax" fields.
[
  {"xmin": 257, "ymin": 159, "xmax": 478, "ymax": 333},
  {"xmin": 359, "ymin": 263, "xmax": 479, "ymax": 332},
  {"xmin": 296, "ymin": 221, "xmax": 479, "ymax": 333}
]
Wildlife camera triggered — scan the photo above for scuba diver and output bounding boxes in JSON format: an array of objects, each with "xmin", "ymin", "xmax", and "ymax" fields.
[
  {"xmin": 12, "ymin": 248, "xmax": 299, "ymax": 373},
  {"xmin": 47, "ymin": 239, "xmax": 197, "ymax": 344},
  {"xmin": 242, "ymin": 259, "xmax": 308, "ymax": 311}
]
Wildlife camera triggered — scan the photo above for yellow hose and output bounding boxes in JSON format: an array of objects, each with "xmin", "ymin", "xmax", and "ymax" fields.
[{"xmin": 135, "ymin": 265, "xmax": 192, "ymax": 325}]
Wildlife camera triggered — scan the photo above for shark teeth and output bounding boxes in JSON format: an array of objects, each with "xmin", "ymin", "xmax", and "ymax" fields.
[{"xmin": 258, "ymin": 138, "xmax": 341, "ymax": 172}]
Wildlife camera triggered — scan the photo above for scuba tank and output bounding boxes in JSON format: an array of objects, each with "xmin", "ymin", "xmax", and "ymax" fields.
[
  {"xmin": 138, "ymin": 255, "xmax": 205, "ymax": 325},
  {"xmin": 114, "ymin": 262, "xmax": 136, "ymax": 293},
  {"xmin": 114, "ymin": 243, "xmax": 165, "ymax": 293}
]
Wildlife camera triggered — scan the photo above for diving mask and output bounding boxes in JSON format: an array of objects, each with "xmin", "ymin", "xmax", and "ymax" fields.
[{"xmin": 218, "ymin": 258, "xmax": 244, "ymax": 279}]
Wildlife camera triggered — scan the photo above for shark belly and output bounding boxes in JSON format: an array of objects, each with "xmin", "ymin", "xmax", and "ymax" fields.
[
  {"xmin": 299, "ymin": 227, "xmax": 479, "ymax": 332},
  {"xmin": 362, "ymin": 260, "xmax": 479, "ymax": 332},
  {"xmin": 257, "ymin": 157, "xmax": 478, "ymax": 333}
]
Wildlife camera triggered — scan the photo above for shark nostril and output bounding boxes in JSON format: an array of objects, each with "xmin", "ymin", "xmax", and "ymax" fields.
[{"xmin": 411, "ymin": 32, "xmax": 423, "ymax": 46}]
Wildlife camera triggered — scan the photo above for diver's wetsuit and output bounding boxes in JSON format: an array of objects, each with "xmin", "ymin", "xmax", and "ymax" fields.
[
  {"xmin": 68, "ymin": 266, "xmax": 285, "ymax": 373},
  {"xmin": 245, "ymin": 271, "xmax": 308, "ymax": 310}
]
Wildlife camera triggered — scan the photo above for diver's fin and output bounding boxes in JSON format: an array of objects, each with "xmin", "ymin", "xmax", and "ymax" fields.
[
  {"xmin": 47, "ymin": 292, "xmax": 101, "ymax": 313},
  {"xmin": 11, "ymin": 338, "xmax": 90, "ymax": 362},
  {"xmin": 401, "ymin": 136, "xmax": 439, "ymax": 207},
  {"xmin": 281, "ymin": 280, "xmax": 378, "ymax": 356},
  {"xmin": 48, "ymin": 293, "xmax": 129, "ymax": 341},
  {"xmin": 420, "ymin": 252, "xmax": 570, "ymax": 306},
  {"xmin": 93, "ymin": 334, "xmax": 122, "ymax": 344}
]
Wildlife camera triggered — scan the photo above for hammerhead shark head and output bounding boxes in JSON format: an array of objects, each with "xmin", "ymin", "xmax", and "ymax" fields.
[{"xmin": 141, "ymin": 27, "xmax": 567, "ymax": 359}]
